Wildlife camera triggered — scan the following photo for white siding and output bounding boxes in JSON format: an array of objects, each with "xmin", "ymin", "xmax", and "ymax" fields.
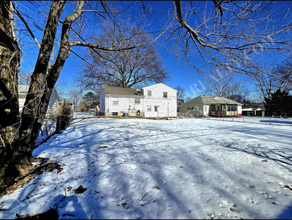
[
  {"xmin": 203, "ymin": 105, "xmax": 209, "ymax": 116},
  {"xmin": 238, "ymin": 105, "xmax": 242, "ymax": 115},
  {"xmin": 107, "ymin": 95, "xmax": 143, "ymax": 113},
  {"xmin": 18, "ymin": 88, "xmax": 60, "ymax": 117},
  {"xmin": 100, "ymin": 83, "xmax": 177, "ymax": 118},
  {"xmin": 47, "ymin": 89, "xmax": 60, "ymax": 116},
  {"xmin": 19, "ymin": 97, "xmax": 26, "ymax": 113},
  {"xmin": 143, "ymin": 83, "xmax": 177, "ymax": 118}
]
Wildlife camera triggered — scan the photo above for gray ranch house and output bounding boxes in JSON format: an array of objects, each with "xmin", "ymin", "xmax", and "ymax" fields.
[{"xmin": 179, "ymin": 95, "xmax": 243, "ymax": 117}]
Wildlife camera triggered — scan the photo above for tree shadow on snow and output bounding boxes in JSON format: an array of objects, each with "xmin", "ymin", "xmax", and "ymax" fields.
[
  {"xmin": 276, "ymin": 203, "xmax": 292, "ymax": 219},
  {"xmin": 28, "ymin": 118, "xmax": 292, "ymax": 219}
]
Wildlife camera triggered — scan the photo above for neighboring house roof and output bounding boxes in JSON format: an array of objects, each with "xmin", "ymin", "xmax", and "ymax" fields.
[
  {"xmin": 180, "ymin": 95, "xmax": 243, "ymax": 106},
  {"xmin": 18, "ymin": 85, "xmax": 60, "ymax": 101},
  {"xmin": 242, "ymin": 108, "xmax": 254, "ymax": 111},
  {"xmin": 102, "ymin": 86, "xmax": 144, "ymax": 96},
  {"xmin": 52, "ymin": 89, "xmax": 61, "ymax": 102},
  {"xmin": 142, "ymin": 83, "xmax": 177, "ymax": 91}
]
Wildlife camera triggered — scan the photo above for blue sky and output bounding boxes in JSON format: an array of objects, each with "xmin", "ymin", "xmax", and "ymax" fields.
[
  {"xmin": 17, "ymin": 1, "xmax": 292, "ymax": 101},
  {"xmin": 18, "ymin": 1, "xmax": 204, "ymax": 97}
]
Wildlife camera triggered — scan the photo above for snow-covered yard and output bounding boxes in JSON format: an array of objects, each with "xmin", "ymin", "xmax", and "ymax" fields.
[
  {"xmin": 206, "ymin": 116, "xmax": 292, "ymax": 125},
  {"xmin": 72, "ymin": 112, "xmax": 95, "ymax": 119},
  {"xmin": 1, "ymin": 117, "xmax": 292, "ymax": 219}
]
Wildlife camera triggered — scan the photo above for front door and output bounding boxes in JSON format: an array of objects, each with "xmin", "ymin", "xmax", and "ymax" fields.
[{"xmin": 154, "ymin": 106, "xmax": 159, "ymax": 117}]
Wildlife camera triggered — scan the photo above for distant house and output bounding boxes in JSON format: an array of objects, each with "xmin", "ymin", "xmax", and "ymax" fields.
[
  {"xmin": 60, "ymin": 98, "xmax": 74, "ymax": 111},
  {"xmin": 99, "ymin": 83, "xmax": 177, "ymax": 117},
  {"xmin": 18, "ymin": 85, "xmax": 61, "ymax": 118},
  {"xmin": 242, "ymin": 103, "xmax": 265, "ymax": 117},
  {"xmin": 179, "ymin": 95, "xmax": 243, "ymax": 117}
]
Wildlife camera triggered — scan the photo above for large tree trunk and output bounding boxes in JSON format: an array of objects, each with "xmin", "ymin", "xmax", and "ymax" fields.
[
  {"xmin": 0, "ymin": 0, "xmax": 86, "ymax": 192},
  {"xmin": 0, "ymin": 0, "xmax": 66, "ymax": 192},
  {"xmin": 0, "ymin": 0, "xmax": 23, "ymax": 190},
  {"xmin": 19, "ymin": 0, "xmax": 66, "ymax": 148},
  {"xmin": 21, "ymin": 0, "xmax": 85, "ymax": 145}
]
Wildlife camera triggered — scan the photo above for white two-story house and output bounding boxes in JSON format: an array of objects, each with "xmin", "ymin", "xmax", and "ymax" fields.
[
  {"xmin": 99, "ymin": 83, "xmax": 177, "ymax": 118},
  {"xmin": 142, "ymin": 83, "xmax": 177, "ymax": 117}
]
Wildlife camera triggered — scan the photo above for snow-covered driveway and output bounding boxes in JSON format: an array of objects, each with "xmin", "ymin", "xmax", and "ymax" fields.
[{"xmin": 1, "ymin": 118, "xmax": 292, "ymax": 219}]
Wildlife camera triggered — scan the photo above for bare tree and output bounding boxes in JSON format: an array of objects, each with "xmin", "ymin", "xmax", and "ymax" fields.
[
  {"xmin": 79, "ymin": 22, "xmax": 169, "ymax": 89},
  {"xmin": 0, "ymin": 0, "xmax": 164, "ymax": 191},
  {"xmin": 171, "ymin": 1, "xmax": 292, "ymax": 80},
  {"xmin": 175, "ymin": 86, "xmax": 186, "ymax": 101},
  {"xmin": 18, "ymin": 71, "xmax": 31, "ymax": 85},
  {"xmin": 198, "ymin": 68, "xmax": 249, "ymax": 101},
  {"xmin": 272, "ymin": 57, "xmax": 292, "ymax": 92},
  {"xmin": 251, "ymin": 56, "xmax": 292, "ymax": 104},
  {"xmin": 227, "ymin": 81, "xmax": 249, "ymax": 101},
  {"xmin": 67, "ymin": 82, "xmax": 83, "ymax": 109},
  {"xmin": 199, "ymin": 69, "xmax": 236, "ymax": 97}
]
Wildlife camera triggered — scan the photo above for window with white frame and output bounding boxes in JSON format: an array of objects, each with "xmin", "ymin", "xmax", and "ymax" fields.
[
  {"xmin": 113, "ymin": 97, "xmax": 118, "ymax": 105},
  {"xmin": 147, "ymin": 105, "xmax": 151, "ymax": 112},
  {"xmin": 135, "ymin": 98, "xmax": 140, "ymax": 104},
  {"xmin": 148, "ymin": 90, "xmax": 152, "ymax": 97},
  {"xmin": 154, "ymin": 106, "xmax": 158, "ymax": 112},
  {"xmin": 163, "ymin": 92, "xmax": 167, "ymax": 98}
]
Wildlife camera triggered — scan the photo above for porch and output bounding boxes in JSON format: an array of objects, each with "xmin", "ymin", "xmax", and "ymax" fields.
[{"xmin": 209, "ymin": 104, "xmax": 238, "ymax": 117}]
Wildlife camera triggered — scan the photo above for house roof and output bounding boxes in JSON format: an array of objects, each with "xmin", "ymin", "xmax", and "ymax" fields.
[
  {"xmin": 18, "ymin": 85, "xmax": 60, "ymax": 100},
  {"xmin": 142, "ymin": 83, "xmax": 177, "ymax": 91},
  {"xmin": 102, "ymin": 86, "xmax": 144, "ymax": 96},
  {"xmin": 181, "ymin": 95, "xmax": 243, "ymax": 106},
  {"xmin": 242, "ymin": 108, "xmax": 253, "ymax": 111},
  {"xmin": 242, "ymin": 107, "xmax": 265, "ymax": 111}
]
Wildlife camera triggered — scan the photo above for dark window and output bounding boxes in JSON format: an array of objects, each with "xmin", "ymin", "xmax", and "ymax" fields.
[
  {"xmin": 112, "ymin": 112, "xmax": 118, "ymax": 116},
  {"xmin": 154, "ymin": 106, "xmax": 158, "ymax": 112},
  {"xmin": 228, "ymin": 105, "xmax": 237, "ymax": 111},
  {"xmin": 163, "ymin": 92, "xmax": 167, "ymax": 98}
]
